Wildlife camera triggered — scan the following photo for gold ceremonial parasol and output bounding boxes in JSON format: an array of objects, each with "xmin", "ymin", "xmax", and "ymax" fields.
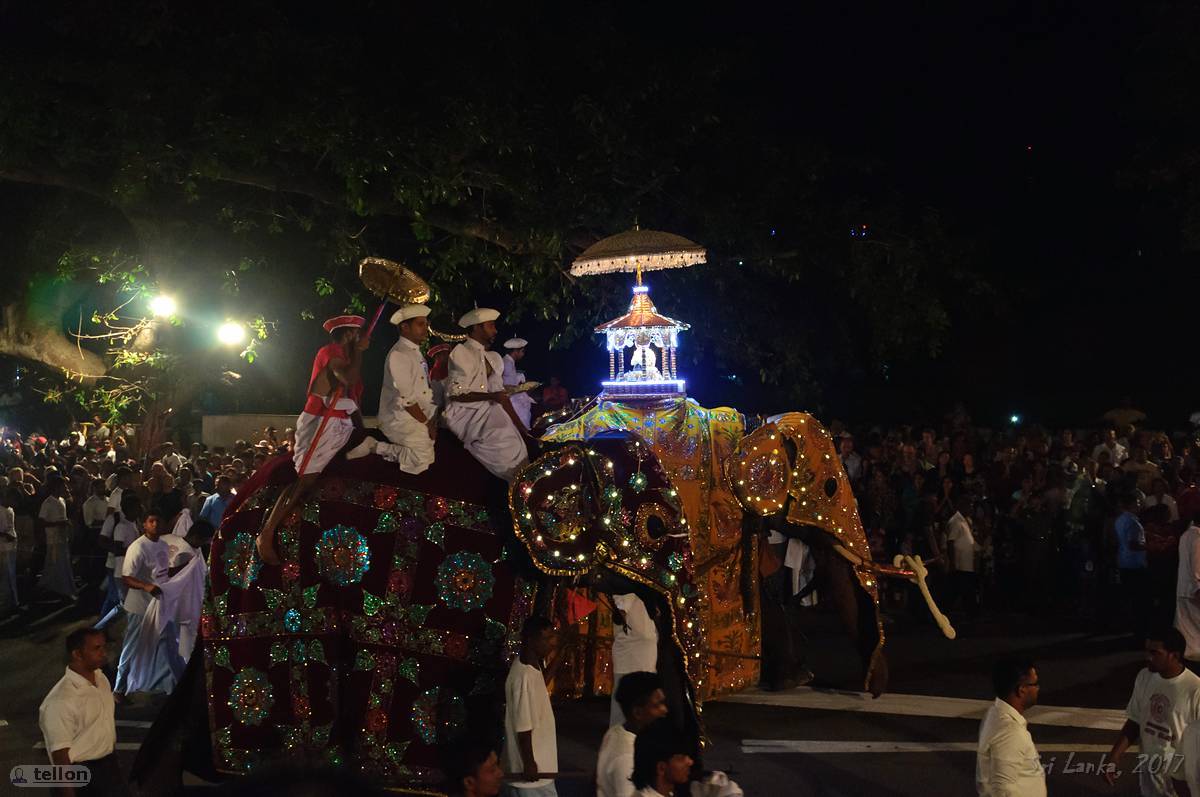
[
  {"xmin": 570, "ymin": 227, "xmax": 707, "ymax": 278},
  {"xmin": 357, "ymin": 256, "xmax": 464, "ymax": 341},
  {"xmin": 359, "ymin": 256, "xmax": 431, "ymax": 304}
]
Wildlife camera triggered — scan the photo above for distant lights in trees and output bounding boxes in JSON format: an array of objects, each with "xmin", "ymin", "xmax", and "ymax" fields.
[
  {"xmin": 217, "ymin": 322, "xmax": 247, "ymax": 346},
  {"xmin": 149, "ymin": 295, "xmax": 177, "ymax": 318}
]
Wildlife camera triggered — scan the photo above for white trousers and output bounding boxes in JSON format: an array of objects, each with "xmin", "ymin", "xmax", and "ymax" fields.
[
  {"xmin": 379, "ymin": 412, "xmax": 436, "ymax": 475},
  {"xmin": 292, "ymin": 409, "xmax": 354, "ymax": 476},
  {"xmin": 444, "ymin": 401, "xmax": 528, "ymax": 482}
]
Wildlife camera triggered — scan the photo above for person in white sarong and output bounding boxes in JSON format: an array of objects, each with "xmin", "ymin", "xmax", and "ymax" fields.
[
  {"xmin": 37, "ymin": 476, "xmax": 75, "ymax": 600},
  {"xmin": 114, "ymin": 507, "xmax": 182, "ymax": 699},
  {"xmin": 347, "ymin": 304, "xmax": 437, "ymax": 474},
  {"xmin": 502, "ymin": 338, "xmax": 536, "ymax": 429},
  {"xmin": 443, "ymin": 307, "xmax": 529, "ymax": 482},
  {"xmin": 1176, "ymin": 519, "xmax": 1200, "ymax": 662},
  {"xmin": 0, "ymin": 488, "xmax": 18, "ymax": 614},
  {"xmin": 258, "ymin": 314, "xmax": 369, "ymax": 564},
  {"xmin": 609, "ymin": 593, "xmax": 659, "ymax": 726}
]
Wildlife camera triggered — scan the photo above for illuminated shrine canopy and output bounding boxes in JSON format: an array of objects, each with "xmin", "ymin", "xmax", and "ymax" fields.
[
  {"xmin": 571, "ymin": 227, "xmax": 706, "ymax": 402},
  {"xmin": 595, "ymin": 279, "xmax": 690, "ymax": 399}
]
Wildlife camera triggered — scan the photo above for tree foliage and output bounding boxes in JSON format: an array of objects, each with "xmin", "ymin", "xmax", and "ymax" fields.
[{"xmin": 0, "ymin": 2, "xmax": 991, "ymax": 420}]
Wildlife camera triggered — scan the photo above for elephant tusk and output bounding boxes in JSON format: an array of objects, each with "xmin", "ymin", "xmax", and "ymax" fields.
[
  {"xmin": 832, "ymin": 544, "xmax": 865, "ymax": 568},
  {"xmin": 893, "ymin": 554, "xmax": 956, "ymax": 640}
]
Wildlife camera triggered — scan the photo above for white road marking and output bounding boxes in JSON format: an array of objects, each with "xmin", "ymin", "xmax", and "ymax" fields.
[
  {"xmin": 741, "ymin": 740, "xmax": 1123, "ymax": 754},
  {"xmin": 716, "ymin": 687, "xmax": 1126, "ymax": 731}
]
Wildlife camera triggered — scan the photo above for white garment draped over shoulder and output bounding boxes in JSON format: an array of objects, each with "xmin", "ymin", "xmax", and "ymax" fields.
[{"xmin": 443, "ymin": 339, "xmax": 528, "ymax": 482}]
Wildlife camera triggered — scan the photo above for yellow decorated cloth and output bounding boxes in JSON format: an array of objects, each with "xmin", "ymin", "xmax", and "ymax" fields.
[{"xmin": 543, "ymin": 398, "xmax": 759, "ymax": 699}]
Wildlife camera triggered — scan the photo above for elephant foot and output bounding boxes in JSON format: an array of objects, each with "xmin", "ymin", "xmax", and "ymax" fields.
[{"xmin": 865, "ymin": 652, "xmax": 889, "ymax": 698}]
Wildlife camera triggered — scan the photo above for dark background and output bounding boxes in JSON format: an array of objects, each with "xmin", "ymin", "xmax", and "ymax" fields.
[{"xmin": 1, "ymin": 1, "xmax": 1195, "ymax": 432}]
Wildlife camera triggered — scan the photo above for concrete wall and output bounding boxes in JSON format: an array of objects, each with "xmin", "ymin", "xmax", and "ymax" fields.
[{"xmin": 201, "ymin": 414, "xmax": 378, "ymax": 448}]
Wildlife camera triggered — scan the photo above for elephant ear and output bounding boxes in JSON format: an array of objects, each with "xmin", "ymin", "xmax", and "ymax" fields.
[
  {"xmin": 770, "ymin": 412, "xmax": 874, "ymax": 565},
  {"xmin": 727, "ymin": 422, "xmax": 792, "ymax": 515},
  {"xmin": 510, "ymin": 442, "xmax": 607, "ymax": 576}
]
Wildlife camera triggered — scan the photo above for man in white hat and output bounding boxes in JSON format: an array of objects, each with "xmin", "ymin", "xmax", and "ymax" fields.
[
  {"xmin": 346, "ymin": 304, "xmax": 437, "ymax": 474},
  {"xmin": 444, "ymin": 308, "xmax": 529, "ymax": 482},
  {"xmin": 502, "ymin": 338, "xmax": 536, "ymax": 429}
]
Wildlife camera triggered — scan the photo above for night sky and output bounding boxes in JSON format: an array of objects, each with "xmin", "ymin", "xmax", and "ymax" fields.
[
  {"xmin": 2, "ymin": 2, "xmax": 1196, "ymax": 431},
  {"xmin": 538, "ymin": 4, "xmax": 1192, "ymax": 427}
]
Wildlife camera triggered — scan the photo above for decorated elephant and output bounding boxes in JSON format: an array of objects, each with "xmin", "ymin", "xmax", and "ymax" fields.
[
  {"xmin": 727, "ymin": 412, "xmax": 955, "ymax": 696},
  {"xmin": 131, "ymin": 429, "xmax": 704, "ymax": 794}
]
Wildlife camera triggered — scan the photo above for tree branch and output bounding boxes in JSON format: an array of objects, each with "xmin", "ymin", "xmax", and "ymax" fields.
[{"xmin": 200, "ymin": 167, "xmax": 527, "ymax": 252}]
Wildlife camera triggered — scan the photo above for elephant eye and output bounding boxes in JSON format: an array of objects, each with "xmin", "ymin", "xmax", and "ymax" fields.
[
  {"xmin": 645, "ymin": 514, "xmax": 667, "ymax": 540},
  {"xmin": 824, "ymin": 478, "xmax": 838, "ymax": 497}
]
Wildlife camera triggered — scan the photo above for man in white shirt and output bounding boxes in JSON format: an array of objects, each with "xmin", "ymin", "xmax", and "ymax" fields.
[
  {"xmin": 1177, "ymin": 515, "xmax": 1200, "ymax": 664},
  {"xmin": 598, "ymin": 672, "xmax": 668, "ymax": 797},
  {"xmin": 114, "ymin": 507, "xmax": 181, "ymax": 700},
  {"xmin": 444, "ymin": 307, "xmax": 528, "ymax": 482},
  {"xmin": 838, "ymin": 434, "xmax": 864, "ymax": 484},
  {"xmin": 37, "ymin": 475, "xmax": 76, "ymax": 599},
  {"xmin": 347, "ymin": 304, "xmax": 438, "ymax": 474},
  {"xmin": 502, "ymin": 338, "xmax": 536, "ymax": 430},
  {"xmin": 0, "ymin": 488, "xmax": 18, "ymax": 615},
  {"xmin": 106, "ymin": 466, "xmax": 134, "ymax": 516},
  {"xmin": 976, "ymin": 658, "xmax": 1046, "ymax": 796},
  {"xmin": 504, "ymin": 616, "xmax": 558, "ymax": 796},
  {"xmin": 159, "ymin": 442, "xmax": 183, "ymax": 475},
  {"xmin": 38, "ymin": 627, "xmax": 125, "ymax": 795},
  {"xmin": 81, "ymin": 479, "xmax": 109, "ymax": 531},
  {"xmin": 1105, "ymin": 628, "xmax": 1200, "ymax": 796},
  {"xmin": 631, "ymin": 718, "xmax": 696, "ymax": 797},
  {"xmin": 444, "ymin": 743, "xmax": 505, "ymax": 797},
  {"xmin": 97, "ymin": 494, "xmax": 142, "ymax": 623},
  {"xmin": 946, "ymin": 497, "xmax": 979, "ymax": 618},
  {"xmin": 610, "ymin": 593, "xmax": 659, "ymax": 726},
  {"xmin": 1093, "ymin": 428, "xmax": 1129, "ymax": 467}
]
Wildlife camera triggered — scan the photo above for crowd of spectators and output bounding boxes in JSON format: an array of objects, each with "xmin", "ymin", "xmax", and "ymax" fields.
[
  {"xmin": 833, "ymin": 401, "xmax": 1200, "ymax": 632},
  {"xmin": 0, "ymin": 419, "xmax": 294, "ymax": 616}
]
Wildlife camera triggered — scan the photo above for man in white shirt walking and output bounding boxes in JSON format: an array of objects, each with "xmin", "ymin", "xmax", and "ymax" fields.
[
  {"xmin": 1106, "ymin": 628, "xmax": 1200, "ymax": 796},
  {"xmin": 37, "ymin": 474, "xmax": 76, "ymax": 600},
  {"xmin": 609, "ymin": 593, "xmax": 659, "ymax": 726},
  {"xmin": 38, "ymin": 627, "xmax": 127, "ymax": 795},
  {"xmin": 114, "ymin": 507, "xmax": 181, "ymax": 700},
  {"xmin": 946, "ymin": 496, "xmax": 979, "ymax": 618},
  {"xmin": 444, "ymin": 307, "xmax": 528, "ymax": 482},
  {"xmin": 976, "ymin": 657, "xmax": 1046, "ymax": 796},
  {"xmin": 347, "ymin": 303, "xmax": 439, "ymax": 473},
  {"xmin": 597, "ymin": 671, "xmax": 668, "ymax": 797},
  {"xmin": 504, "ymin": 616, "xmax": 558, "ymax": 797},
  {"xmin": 1176, "ymin": 513, "xmax": 1200, "ymax": 664},
  {"xmin": 97, "ymin": 495, "xmax": 142, "ymax": 625}
]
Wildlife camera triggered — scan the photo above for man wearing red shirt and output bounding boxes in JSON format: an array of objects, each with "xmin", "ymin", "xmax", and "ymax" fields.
[{"xmin": 257, "ymin": 315, "xmax": 369, "ymax": 563}]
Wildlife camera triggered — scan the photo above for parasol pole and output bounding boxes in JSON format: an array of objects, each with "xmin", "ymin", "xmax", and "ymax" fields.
[{"xmin": 295, "ymin": 299, "xmax": 388, "ymax": 477}]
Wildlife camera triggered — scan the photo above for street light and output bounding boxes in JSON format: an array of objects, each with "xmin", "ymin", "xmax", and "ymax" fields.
[
  {"xmin": 149, "ymin": 295, "xmax": 177, "ymax": 318},
  {"xmin": 217, "ymin": 321, "xmax": 247, "ymax": 346}
]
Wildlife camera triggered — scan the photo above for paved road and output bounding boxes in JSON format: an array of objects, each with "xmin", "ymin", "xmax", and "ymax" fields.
[{"xmin": 0, "ymin": 599, "xmax": 1153, "ymax": 795}]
